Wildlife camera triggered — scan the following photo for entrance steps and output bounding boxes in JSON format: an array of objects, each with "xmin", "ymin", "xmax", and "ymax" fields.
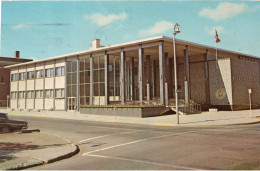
[{"xmin": 168, "ymin": 99, "xmax": 202, "ymax": 115}]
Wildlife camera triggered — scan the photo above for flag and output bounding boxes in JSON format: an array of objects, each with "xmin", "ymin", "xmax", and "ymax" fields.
[{"xmin": 215, "ymin": 29, "xmax": 221, "ymax": 43}]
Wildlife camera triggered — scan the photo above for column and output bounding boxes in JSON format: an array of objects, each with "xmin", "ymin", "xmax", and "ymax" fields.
[
  {"xmin": 25, "ymin": 65, "xmax": 27, "ymax": 109},
  {"xmin": 53, "ymin": 60, "xmax": 56, "ymax": 110},
  {"xmin": 159, "ymin": 41, "xmax": 165, "ymax": 105},
  {"xmin": 184, "ymin": 46, "xmax": 190, "ymax": 104},
  {"xmin": 9, "ymin": 69, "xmax": 12, "ymax": 109},
  {"xmin": 204, "ymin": 50, "xmax": 210, "ymax": 106},
  {"xmin": 17, "ymin": 67, "xmax": 19, "ymax": 109},
  {"xmin": 105, "ymin": 53, "xmax": 109, "ymax": 105},
  {"xmin": 146, "ymin": 55, "xmax": 151, "ymax": 104},
  {"xmin": 152, "ymin": 60, "xmax": 157, "ymax": 98},
  {"xmin": 130, "ymin": 57, "xmax": 135, "ymax": 100},
  {"xmin": 138, "ymin": 45, "xmax": 143, "ymax": 104},
  {"xmin": 43, "ymin": 62, "xmax": 46, "ymax": 110},
  {"xmin": 76, "ymin": 56, "xmax": 80, "ymax": 111},
  {"xmin": 64, "ymin": 58, "xmax": 67, "ymax": 110},
  {"xmin": 113, "ymin": 56, "xmax": 116, "ymax": 101},
  {"xmin": 120, "ymin": 48, "xmax": 125, "ymax": 104},
  {"xmin": 165, "ymin": 53, "xmax": 169, "ymax": 106},
  {"xmin": 168, "ymin": 58, "xmax": 173, "ymax": 98},
  {"xmin": 90, "ymin": 55, "xmax": 94, "ymax": 105}
]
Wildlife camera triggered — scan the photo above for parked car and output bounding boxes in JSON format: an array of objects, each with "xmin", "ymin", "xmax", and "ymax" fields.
[{"xmin": 0, "ymin": 113, "xmax": 28, "ymax": 133}]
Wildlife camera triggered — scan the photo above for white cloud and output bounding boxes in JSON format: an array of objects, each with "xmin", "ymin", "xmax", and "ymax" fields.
[
  {"xmin": 199, "ymin": 2, "xmax": 248, "ymax": 21},
  {"xmin": 11, "ymin": 22, "xmax": 35, "ymax": 30},
  {"xmin": 12, "ymin": 23, "xmax": 32, "ymax": 30},
  {"xmin": 84, "ymin": 13, "xmax": 127, "ymax": 27},
  {"xmin": 139, "ymin": 21, "xmax": 174, "ymax": 37},
  {"xmin": 205, "ymin": 26, "xmax": 224, "ymax": 35}
]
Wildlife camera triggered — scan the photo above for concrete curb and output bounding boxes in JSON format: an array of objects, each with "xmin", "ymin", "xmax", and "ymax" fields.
[
  {"xmin": 2, "ymin": 133, "xmax": 80, "ymax": 170},
  {"xmin": 7, "ymin": 146, "xmax": 79, "ymax": 170},
  {"xmin": 226, "ymin": 117, "xmax": 260, "ymax": 126}
]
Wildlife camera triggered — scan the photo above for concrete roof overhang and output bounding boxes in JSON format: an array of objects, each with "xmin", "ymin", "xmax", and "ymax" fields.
[{"xmin": 5, "ymin": 36, "xmax": 259, "ymax": 68}]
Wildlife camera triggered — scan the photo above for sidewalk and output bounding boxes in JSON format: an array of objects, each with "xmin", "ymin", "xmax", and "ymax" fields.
[
  {"xmin": 1, "ymin": 108, "xmax": 260, "ymax": 127},
  {"xmin": 0, "ymin": 131, "xmax": 79, "ymax": 170}
]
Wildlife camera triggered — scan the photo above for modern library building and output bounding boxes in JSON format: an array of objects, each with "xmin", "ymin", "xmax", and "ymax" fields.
[{"xmin": 6, "ymin": 36, "xmax": 260, "ymax": 115}]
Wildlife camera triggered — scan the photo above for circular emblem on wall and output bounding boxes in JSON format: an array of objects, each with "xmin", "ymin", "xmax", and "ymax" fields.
[{"xmin": 215, "ymin": 88, "xmax": 226, "ymax": 100}]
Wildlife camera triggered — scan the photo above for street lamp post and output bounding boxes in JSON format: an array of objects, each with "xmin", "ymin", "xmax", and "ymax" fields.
[{"xmin": 173, "ymin": 23, "xmax": 180, "ymax": 124}]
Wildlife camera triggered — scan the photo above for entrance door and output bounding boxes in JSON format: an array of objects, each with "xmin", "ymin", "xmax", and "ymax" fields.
[{"xmin": 68, "ymin": 97, "xmax": 76, "ymax": 111}]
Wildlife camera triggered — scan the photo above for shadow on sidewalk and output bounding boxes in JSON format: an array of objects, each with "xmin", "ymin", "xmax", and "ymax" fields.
[{"xmin": 0, "ymin": 142, "xmax": 69, "ymax": 163}]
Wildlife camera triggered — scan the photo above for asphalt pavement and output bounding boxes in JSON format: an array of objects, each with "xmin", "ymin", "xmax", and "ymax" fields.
[
  {"xmin": 1, "ymin": 108, "xmax": 260, "ymax": 170},
  {"xmin": 1, "ymin": 115, "xmax": 260, "ymax": 170}
]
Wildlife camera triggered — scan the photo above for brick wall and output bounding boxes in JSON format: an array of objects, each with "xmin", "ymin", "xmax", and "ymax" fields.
[
  {"xmin": 190, "ymin": 62, "xmax": 207, "ymax": 104},
  {"xmin": 231, "ymin": 58, "xmax": 260, "ymax": 109},
  {"xmin": 0, "ymin": 68, "xmax": 10, "ymax": 107}
]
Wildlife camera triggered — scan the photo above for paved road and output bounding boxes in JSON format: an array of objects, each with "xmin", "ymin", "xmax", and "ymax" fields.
[{"xmin": 12, "ymin": 116, "xmax": 260, "ymax": 170}]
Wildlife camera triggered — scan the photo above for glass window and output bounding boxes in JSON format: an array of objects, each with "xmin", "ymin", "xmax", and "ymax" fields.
[
  {"xmin": 16, "ymin": 73, "xmax": 19, "ymax": 81},
  {"xmin": 19, "ymin": 91, "xmax": 25, "ymax": 99},
  {"xmin": 94, "ymin": 70, "xmax": 99, "ymax": 82},
  {"xmin": 67, "ymin": 73, "xmax": 72, "ymax": 85},
  {"xmin": 45, "ymin": 68, "xmax": 54, "ymax": 77},
  {"xmin": 67, "ymin": 85, "xmax": 72, "ymax": 97},
  {"xmin": 85, "ymin": 84, "xmax": 90, "ymax": 96},
  {"xmin": 80, "ymin": 59, "xmax": 84, "ymax": 72},
  {"xmin": 36, "ymin": 90, "xmax": 43, "ymax": 98},
  {"xmin": 27, "ymin": 71, "xmax": 35, "ymax": 79},
  {"xmin": 1, "ymin": 76, "xmax": 4, "ymax": 83},
  {"xmin": 67, "ymin": 61, "xmax": 72, "ymax": 73},
  {"xmin": 45, "ymin": 89, "xmax": 54, "ymax": 98},
  {"xmin": 56, "ymin": 67, "xmax": 61, "ymax": 76},
  {"xmin": 55, "ymin": 67, "xmax": 65, "ymax": 76},
  {"xmin": 67, "ymin": 59, "xmax": 77, "ymax": 99},
  {"xmin": 55, "ymin": 89, "xmax": 64, "ymax": 98},
  {"xmin": 99, "ymin": 83, "xmax": 105, "ymax": 96},
  {"xmin": 93, "ymin": 56, "xmax": 99, "ymax": 69},
  {"xmin": 99, "ymin": 56, "xmax": 105, "ymax": 69},
  {"xmin": 31, "ymin": 91, "xmax": 35, "ymax": 99},
  {"xmin": 80, "ymin": 85, "xmax": 84, "ymax": 95},
  {"xmin": 19, "ymin": 72, "xmax": 26, "ymax": 80},
  {"xmin": 61, "ymin": 67, "xmax": 65, "ymax": 76},
  {"xmin": 85, "ymin": 71, "xmax": 90, "ymax": 83},
  {"xmin": 71, "ymin": 85, "xmax": 76, "ymax": 97},
  {"xmin": 11, "ymin": 92, "xmax": 17, "ymax": 99},
  {"xmin": 26, "ymin": 91, "xmax": 34, "ymax": 99},
  {"xmin": 72, "ymin": 72, "xmax": 77, "ymax": 84},
  {"xmin": 27, "ymin": 91, "xmax": 31, "ymax": 98},
  {"xmin": 61, "ymin": 89, "xmax": 64, "ymax": 98},
  {"xmin": 94, "ymin": 83, "xmax": 99, "ymax": 96},
  {"xmin": 100, "ymin": 69, "xmax": 105, "ymax": 82},
  {"xmin": 85, "ymin": 58, "xmax": 90, "ymax": 70},
  {"xmin": 71, "ymin": 60, "xmax": 77, "ymax": 72},
  {"xmin": 80, "ymin": 72, "xmax": 84, "ymax": 83},
  {"xmin": 36, "ymin": 70, "xmax": 44, "ymax": 78}
]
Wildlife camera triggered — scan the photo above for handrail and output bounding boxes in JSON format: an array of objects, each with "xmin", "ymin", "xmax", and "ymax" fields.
[{"xmin": 169, "ymin": 98, "xmax": 201, "ymax": 114}]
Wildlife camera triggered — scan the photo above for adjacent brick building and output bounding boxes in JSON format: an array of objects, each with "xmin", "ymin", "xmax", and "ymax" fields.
[{"xmin": 0, "ymin": 52, "xmax": 32, "ymax": 107}]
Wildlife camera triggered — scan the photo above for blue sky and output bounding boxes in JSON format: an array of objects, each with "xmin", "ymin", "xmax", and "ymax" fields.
[{"xmin": 1, "ymin": 1, "xmax": 260, "ymax": 60}]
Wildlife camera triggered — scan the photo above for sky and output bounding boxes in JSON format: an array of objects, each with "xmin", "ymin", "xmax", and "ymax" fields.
[{"xmin": 0, "ymin": 0, "xmax": 260, "ymax": 60}]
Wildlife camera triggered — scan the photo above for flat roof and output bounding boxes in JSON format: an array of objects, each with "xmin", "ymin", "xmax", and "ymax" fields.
[
  {"xmin": 5, "ymin": 36, "xmax": 259, "ymax": 68},
  {"xmin": 0, "ymin": 57, "xmax": 33, "ymax": 67}
]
